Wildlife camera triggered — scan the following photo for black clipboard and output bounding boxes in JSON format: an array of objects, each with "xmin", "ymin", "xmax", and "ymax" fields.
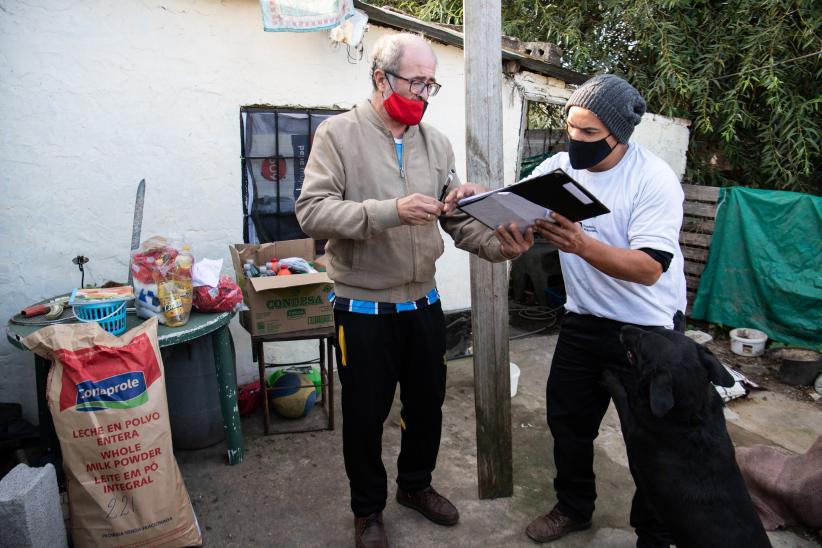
[{"xmin": 456, "ymin": 168, "xmax": 610, "ymax": 229}]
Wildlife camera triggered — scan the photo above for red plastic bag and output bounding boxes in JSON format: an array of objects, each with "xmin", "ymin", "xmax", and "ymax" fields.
[
  {"xmin": 237, "ymin": 380, "xmax": 262, "ymax": 416},
  {"xmin": 130, "ymin": 236, "xmax": 180, "ymax": 285},
  {"xmin": 193, "ymin": 275, "xmax": 243, "ymax": 313}
]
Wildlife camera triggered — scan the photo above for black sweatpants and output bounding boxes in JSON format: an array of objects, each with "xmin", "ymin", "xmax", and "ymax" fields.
[
  {"xmin": 333, "ymin": 302, "xmax": 447, "ymax": 517},
  {"xmin": 547, "ymin": 312, "xmax": 681, "ymax": 547}
]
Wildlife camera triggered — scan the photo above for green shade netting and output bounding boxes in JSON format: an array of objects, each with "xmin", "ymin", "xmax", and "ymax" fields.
[
  {"xmin": 691, "ymin": 187, "xmax": 822, "ymax": 348},
  {"xmin": 519, "ymin": 152, "xmax": 553, "ymax": 179}
]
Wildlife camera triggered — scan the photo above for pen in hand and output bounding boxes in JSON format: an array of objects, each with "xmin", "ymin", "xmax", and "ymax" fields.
[{"xmin": 439, "ymin": 168, "xmax": 456, "ymax": 203}]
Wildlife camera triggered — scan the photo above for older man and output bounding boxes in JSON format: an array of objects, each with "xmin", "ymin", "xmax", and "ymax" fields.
[{"xmin": 296, "ymin": 33, "xmax": 532, "ymax": 548}]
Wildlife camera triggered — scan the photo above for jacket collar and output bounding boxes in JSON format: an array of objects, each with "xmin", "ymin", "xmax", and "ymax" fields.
[{"xmin": 358, "ymin": 98, "xmax": 419, "ymax": 140}]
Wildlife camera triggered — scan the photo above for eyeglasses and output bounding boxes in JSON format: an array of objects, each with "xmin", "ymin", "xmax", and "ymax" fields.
[{"xmin": 384, "ymin": 71, "xmax": 442, "ymax": 97}]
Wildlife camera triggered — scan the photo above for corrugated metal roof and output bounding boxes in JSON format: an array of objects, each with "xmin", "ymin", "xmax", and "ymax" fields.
[{"xmin": 354, "ymin": 1, "xmax": 587, "ymax": 85}]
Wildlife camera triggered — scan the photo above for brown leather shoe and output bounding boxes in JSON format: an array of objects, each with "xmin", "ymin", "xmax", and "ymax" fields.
[
  {"xmin": 526, "ymin": 506, "xmax": 591, "ymax": 543},
  {"xmin": 354, "ymin": 512, "xmax": 388, "ymax": 548},
  {"xmin": 396, "ymin": 486, "xmax": 459, "ymax": 526}
]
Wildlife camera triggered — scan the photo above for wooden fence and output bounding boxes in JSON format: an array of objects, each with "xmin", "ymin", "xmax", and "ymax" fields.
[{"xmin": 680, "ymin": 184, "xmax": 721, "ymax": 314}]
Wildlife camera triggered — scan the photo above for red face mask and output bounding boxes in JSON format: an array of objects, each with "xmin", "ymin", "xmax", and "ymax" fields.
[{"xmin": 383, "ymin": 91, "xmax": 428, "ymax": 126}]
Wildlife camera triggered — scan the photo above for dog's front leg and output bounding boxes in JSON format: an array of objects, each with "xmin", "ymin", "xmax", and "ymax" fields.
[{"xmin": 601, "ymin": 370, "xmax": 637, "ymax": 436}]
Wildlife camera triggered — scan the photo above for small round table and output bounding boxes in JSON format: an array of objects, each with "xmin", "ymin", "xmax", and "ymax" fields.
[{"xmin": 6, "ymin": 307, "xmax": 244, "ymax": 465}]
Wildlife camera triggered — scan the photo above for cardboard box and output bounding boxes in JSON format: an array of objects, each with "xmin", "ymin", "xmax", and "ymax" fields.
[{"xmin": 230, "ymin": 239, "xmax": 334, "ymax": 337}]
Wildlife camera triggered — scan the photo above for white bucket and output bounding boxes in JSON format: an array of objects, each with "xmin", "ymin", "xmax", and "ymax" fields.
[
  {"xmin": 729, "ymin": 328, "xmax": 768, "ymax": 357},
  {"xmin": 510, "ymin": 363, "xmax": 521, "ymax": 398}
]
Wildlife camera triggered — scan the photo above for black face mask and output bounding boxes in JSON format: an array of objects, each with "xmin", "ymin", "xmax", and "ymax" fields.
[{"xmin": 568, "ymin": 134, "xmax": 615, "ymax": 169}]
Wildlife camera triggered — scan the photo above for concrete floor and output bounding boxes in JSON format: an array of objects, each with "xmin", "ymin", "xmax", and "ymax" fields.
[{"xmin": 176, "ymin": 333, "xmax": 822, "ymax": 547}]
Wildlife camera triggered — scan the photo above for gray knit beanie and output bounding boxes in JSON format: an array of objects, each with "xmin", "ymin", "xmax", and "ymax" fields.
[{"xmin": 565, "ymin": 74, "xmax": 646, "ymax": 143}]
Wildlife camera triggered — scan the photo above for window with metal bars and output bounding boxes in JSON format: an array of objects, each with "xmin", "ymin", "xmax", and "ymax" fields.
[{"xmin": 240, "ymin": 107, "xmax": 345, "ymax": 247}]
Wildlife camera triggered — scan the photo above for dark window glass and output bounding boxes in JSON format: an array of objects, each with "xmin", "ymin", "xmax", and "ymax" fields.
[{"xmin": 240, "ymin": 107, "xmax": 344, "ymax": 251}]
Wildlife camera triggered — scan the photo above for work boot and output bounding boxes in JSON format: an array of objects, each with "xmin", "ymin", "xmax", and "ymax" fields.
[
  {"xmin": 526, "ymin": 505, "xmax": 592, "ymax": 543},
  {"xmin": 396, "ymin": 485, "xmax": 459, "ymax": 525},
  {"xmin": 354, "ymin": 512, "xmax": 388, "ymax": 548}
]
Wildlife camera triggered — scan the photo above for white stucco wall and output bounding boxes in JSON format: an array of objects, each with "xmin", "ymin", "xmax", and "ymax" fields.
[
  {"xmin": 0, "ymin": 0, "xmax": 523, "ymax": 421},
  {"xmin": 0, "ymin": 1, "xmax": 690, "ymax": 422},
  {"xmin": 632, "ymin": 113, "xmax": 691, "ymax": 180}
]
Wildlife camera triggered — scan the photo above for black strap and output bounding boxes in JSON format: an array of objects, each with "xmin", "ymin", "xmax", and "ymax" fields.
[{"xmin": 639, "ymin": 247, "xmax": 673, "ymax": 272}]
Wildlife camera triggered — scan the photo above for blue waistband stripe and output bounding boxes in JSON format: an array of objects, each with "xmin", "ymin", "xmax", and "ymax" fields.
[{"xmin": 330, "ymin": 288, "xmax": 440, "ymax": 315}]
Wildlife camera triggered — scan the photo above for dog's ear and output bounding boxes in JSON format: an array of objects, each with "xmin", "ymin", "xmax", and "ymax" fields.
[
  {"xmin": 649, "ymin": 371, "xmax": 674, "ymax": 417},
  {"xmin": 698, "ymin": 345, "xmax": 735, "ymax": 387}
]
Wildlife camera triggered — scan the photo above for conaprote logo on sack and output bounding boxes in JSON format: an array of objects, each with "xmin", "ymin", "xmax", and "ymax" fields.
[
  {"xmin": 55, "ymin": 333, "xmax": 161, "ymax": 412},
  {"xmin": 75, "ymin": 372, "xmax": 147, "ymax": 412}
]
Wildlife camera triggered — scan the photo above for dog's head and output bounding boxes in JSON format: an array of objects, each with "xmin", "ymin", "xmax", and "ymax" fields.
[{"xmin": 619, "ymin": 325, "xmax": 734, "ymax": 419}]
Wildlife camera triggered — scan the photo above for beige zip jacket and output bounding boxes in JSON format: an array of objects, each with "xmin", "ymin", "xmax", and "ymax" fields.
[{"xmin": 295, "ymin": 100, "xmax": 508, "ymax": 303}]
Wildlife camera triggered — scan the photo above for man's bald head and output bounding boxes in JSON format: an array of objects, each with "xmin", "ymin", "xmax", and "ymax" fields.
[{"xmin": 370, "ymin": 33, "xmax": 437, "ymax": 91}]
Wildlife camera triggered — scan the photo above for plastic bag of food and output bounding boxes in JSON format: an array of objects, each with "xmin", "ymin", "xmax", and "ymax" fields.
[
  {"xmin": 193, "ymin": 275, "xmax": 244, "ymax": 313},
  {"xmin": 24, "ymin": 318, "xmax": 202, "ymax": 547},
  {"xmin": 131, "ymin": 236, "xmax": 193, "ymax": 326}
]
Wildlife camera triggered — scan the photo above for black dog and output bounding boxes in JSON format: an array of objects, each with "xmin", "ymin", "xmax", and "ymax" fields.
[{"xmin": 601, "ymin": 325, "xmax": 771, "ymax": 548}]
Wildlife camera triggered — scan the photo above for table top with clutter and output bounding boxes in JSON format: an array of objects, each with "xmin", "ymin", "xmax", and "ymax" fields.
[
  {"xmin": 8, "ymin": 236, "xmax": 332, "ymax": 346},
  {"xmin": 7, "ymin": 235, "xmax": 245, "ymax": 347},
  {"xmin": 6, "ymin": 300, "xmax": 235, "ymax": 350}
]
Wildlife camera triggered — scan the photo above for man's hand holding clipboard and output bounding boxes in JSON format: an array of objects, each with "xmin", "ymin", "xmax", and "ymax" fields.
[
  {"xmin": 442, "ymin": 181, "xmax": 535, "ymax": 259},
  {"xmin": 447, "ymin": 169, "xmax": 610, "ymax": 233}
]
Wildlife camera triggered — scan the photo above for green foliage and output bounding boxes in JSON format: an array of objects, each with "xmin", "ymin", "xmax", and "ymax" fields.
[
  {"xmin": 527, "ymin": 101, "xmax": 564, "ymax": 133},
  {"xmin": 390, "ymin": 0, "xmax": 462, "ymax": 24},
  {"xmin": 379, "ymin": 0, "xmax": 821, "ymax": 194}
]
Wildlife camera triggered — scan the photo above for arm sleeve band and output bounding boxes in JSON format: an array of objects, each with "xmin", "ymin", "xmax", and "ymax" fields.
[{"xmin": 639, "ymin": 247, "xmax": 673, "ymax": 272}]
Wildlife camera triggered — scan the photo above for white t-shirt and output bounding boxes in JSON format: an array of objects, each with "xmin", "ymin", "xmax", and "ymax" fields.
[{"xmin": 530, "ymin": 144, "xmax": 686, "ymax": 327}]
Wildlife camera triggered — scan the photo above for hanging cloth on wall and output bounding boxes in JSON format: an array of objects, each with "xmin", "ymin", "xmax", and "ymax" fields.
[
  {"xmin": 260, "ymin": 0, "xmax": 354, "ymax": 32},
  {"xmin": 690, "ymin": 187, "xmax": 822, "ymax": 348}
]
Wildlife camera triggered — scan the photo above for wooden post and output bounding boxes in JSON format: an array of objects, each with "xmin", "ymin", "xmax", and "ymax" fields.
[{"xmin": 464, "ymin": 0, "xmax": 513, "ymax": 499}]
